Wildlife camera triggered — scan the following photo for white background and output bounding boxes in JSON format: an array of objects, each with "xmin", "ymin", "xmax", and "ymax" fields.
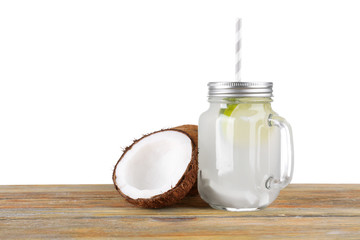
[{"xmin": 1, "ymin": 0, "xmax": 360, "ymax": 184}]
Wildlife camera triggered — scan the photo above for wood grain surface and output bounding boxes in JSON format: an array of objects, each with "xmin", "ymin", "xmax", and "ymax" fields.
[{"xmin": 1, "ymin": 184, "xmax": 360, "ymax": 239}]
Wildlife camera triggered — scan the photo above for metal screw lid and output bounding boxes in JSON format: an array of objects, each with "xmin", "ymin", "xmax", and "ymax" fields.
[{"xmin": 208, "ymin": 82, "xmax": 273, "ymax": 97}]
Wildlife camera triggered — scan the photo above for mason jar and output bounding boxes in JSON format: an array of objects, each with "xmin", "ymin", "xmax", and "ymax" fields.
[{"xmin": 198, "ymin": 82, "xmax": 294, "ymax": 211}]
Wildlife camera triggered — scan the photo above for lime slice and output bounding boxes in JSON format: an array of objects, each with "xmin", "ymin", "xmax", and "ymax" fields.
[
  {"xmin": 220, "ymin": 98, "xmax": 239, "ymax": 117},
  {"xmin": 223, "ymin": 104, "xmax": 238, "ymax": 117}
]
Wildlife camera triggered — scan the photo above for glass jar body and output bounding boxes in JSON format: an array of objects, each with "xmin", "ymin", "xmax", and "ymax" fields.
[{"xmin": 198, "ymin": 97, "xmax": 283, "ymax": 211}]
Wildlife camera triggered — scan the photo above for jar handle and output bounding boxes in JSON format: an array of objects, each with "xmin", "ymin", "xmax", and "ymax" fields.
[{"xmin": 266, "ymin": 114, "xmax": 294, "ymax": 190}]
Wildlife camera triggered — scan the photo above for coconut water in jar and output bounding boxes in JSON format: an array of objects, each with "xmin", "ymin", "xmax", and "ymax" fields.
[{"xmin": 198, "ymin": 82, "xmax": 294, "ymax": 211}]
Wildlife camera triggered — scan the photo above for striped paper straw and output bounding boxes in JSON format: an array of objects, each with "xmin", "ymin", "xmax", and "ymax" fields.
[{"xmin": 235, "ymin": 18, "xmax": 242, "ymax": 82}]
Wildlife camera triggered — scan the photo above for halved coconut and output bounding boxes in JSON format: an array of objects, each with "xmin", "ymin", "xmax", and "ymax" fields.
[{"xmin": 112, "ymin": 125, "xmax": 198, "ymax": 208}]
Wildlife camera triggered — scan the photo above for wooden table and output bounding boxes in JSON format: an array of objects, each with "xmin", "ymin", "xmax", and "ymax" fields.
[{"xmin": 0, "ymin": 184, "xmax": 359, "ymax": 239}]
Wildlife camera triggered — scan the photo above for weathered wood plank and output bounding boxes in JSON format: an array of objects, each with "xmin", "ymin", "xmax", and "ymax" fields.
[
  {"xmin": 1, "ymin": 216, "xmax": 360, "ymax": 239},
  {"xmin": 1, "ymin": 184, "xmax": 360, "ymax": 239}
]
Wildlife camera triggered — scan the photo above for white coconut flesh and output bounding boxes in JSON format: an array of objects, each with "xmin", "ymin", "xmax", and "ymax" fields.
[{"xmin": 114, "ymin": 130, "xmax": 193, "ymax": 199}]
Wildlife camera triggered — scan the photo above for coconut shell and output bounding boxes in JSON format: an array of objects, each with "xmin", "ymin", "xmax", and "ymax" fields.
[
  {"xmin": 112, "ymin": 124, "xmax": 198, "ymax": 208},
  {"xmin": 173, "ymin": 125, "xmax": 199, "ymax": 196}
]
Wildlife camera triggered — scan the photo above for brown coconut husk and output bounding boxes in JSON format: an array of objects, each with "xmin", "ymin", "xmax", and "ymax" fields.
[{"xmin": 112, "ymin": 124, "xmax": 198, "ymax": 208}]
